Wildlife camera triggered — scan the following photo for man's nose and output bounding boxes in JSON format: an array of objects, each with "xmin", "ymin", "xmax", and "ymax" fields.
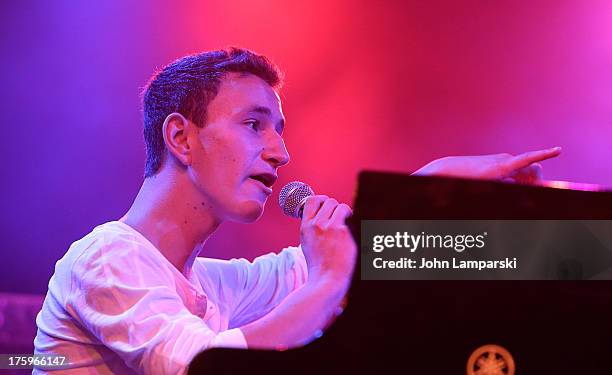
[{"xmin": 262, "ymin": 132, "xmax": 290, "ymax": 168}]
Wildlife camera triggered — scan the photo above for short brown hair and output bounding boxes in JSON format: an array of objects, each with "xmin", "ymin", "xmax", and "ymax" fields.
[{"xmin": 141, "ymin": 47, "xmax": 283, "ymax": 177}]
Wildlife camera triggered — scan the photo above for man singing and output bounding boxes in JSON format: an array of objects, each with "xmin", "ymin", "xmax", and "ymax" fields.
[{"xmin": 33, "ymin": 47, "xmax": 560, "ymax": 374}]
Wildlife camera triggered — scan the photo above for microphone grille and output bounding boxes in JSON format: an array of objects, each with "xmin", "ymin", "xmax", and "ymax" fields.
[{"xmin": 278, "ymin": 181, "xmax": 314, "ymax": 218}]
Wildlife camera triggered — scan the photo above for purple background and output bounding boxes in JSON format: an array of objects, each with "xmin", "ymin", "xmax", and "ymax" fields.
[{"xmin": 1, "ymin": 0, "xmax": 611, "ymax": 294}]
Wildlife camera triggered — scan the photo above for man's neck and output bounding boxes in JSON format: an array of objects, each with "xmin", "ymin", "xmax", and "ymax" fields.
[{"xmin": 119, "ymin": 172, "xmax": 221, "ymax": 276}]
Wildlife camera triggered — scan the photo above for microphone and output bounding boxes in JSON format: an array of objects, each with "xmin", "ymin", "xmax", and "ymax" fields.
[{"xmin": 278, "ymin": 181, "xmax": 315, "ymax": 218}]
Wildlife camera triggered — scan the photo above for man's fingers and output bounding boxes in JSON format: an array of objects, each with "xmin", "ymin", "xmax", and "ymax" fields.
[
  {"xmin": 314, "ymin": 198, "xmax": 339, "ymax": 222},
  {"xmin": 330, "ymin": 204, "xmax": 352, "ymax": 226},
  {"xmin": 510, "ymin": 163, "xmax": 543, "ymax": 184},
  {"xmin": 302, "ymin": 195, "xmax": 328, "ymax": 220},
  {"xmin": 302, "ymin": 196, "xmax": 351, "ymax": 225},
  {"xmin": 506, "ymin": 147, "xmax": 561, "ymax": 171},
  {"xmin": 529, "ymin": 162, "xmax": 544, "ymax": 181}
]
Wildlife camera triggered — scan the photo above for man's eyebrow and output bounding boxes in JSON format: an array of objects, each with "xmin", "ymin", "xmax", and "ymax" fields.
[
  {"xmin": 248, "ymin": 106, "xmax": 272, "ymax": 116},
  {"xmin": 247, "ymin": 106, "xmax": 285, "ymax": 133}
]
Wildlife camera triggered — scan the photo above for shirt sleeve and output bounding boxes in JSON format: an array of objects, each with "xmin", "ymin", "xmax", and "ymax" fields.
[
  {"xmin": 196, "ymin": 246, "xmax": 308, "ymax": 328},
  {"xmin": 66, "ymin": 234, "xmax": 244, "ymax": 375}
]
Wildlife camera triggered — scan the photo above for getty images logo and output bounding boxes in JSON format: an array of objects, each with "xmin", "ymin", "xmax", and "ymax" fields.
[{"xmin": 372, "ymin": 231, "xmax": 488, "ymax": 253}]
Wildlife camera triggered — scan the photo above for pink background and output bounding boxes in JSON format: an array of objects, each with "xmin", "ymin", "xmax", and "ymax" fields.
[{"xmin": 1, "ymin": 0, "xmax": 611, "ymax": 293}]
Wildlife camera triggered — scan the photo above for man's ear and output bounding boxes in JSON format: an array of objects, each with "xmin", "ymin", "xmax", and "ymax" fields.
[{"xmin": 162, "ymin": 112, "xmax": 194, "ymax": 166}]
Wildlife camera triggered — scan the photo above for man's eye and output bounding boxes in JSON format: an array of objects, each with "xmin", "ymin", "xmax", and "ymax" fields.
[{"xmin": 244, "ymin": 119, "xmax": 260, "ymax": 131}]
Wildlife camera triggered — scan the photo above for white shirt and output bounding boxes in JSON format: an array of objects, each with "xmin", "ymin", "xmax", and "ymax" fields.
[{"xmin": 34, "ymin": 221, "xmax": 308, "ymax": 374}]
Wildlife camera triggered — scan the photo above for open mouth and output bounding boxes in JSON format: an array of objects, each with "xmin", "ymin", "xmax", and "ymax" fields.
[{"xmin": 249, "ymin": 173, "xmax": 277, "ymax": 188}]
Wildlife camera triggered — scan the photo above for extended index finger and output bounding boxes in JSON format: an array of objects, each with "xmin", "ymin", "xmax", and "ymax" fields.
[{"xmin": 507, "ymin": 147, "xmax": 561, "ymax": 170}]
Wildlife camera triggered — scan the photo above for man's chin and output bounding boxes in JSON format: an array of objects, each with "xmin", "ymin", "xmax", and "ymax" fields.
[{"xmin": 230, "ymin": 200, "xmax": 265, "ymax": 223}]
